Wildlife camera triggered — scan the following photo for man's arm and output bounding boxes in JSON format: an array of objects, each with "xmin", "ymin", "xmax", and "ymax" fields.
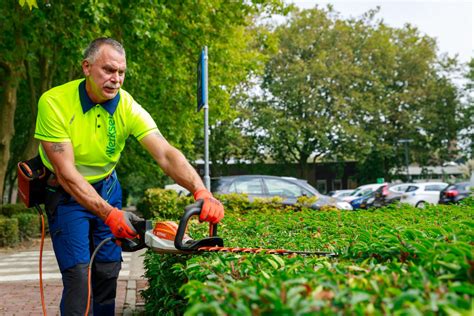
[
  {"xmin": 41, "ymin": 141, "xmax": 114, "ymax": 220},
  {"xmin": 42, "ymin": 140, "xmax": 139, "ymax": 238},
  {"xmin": 139, "ymin": 132, "xmax": 206, "ymax": 194},
  {"xmin": 140, "ymin": 132, "xmax": 224, "ymax": 223}
]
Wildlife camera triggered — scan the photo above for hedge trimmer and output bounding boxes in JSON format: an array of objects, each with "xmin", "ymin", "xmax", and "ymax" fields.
[{"xmin": 118, "ymin": 201, "xmax": 337, "ymax": 257}]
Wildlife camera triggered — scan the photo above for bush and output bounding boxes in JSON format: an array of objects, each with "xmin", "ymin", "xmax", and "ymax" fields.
[
  {"xmin": 137, "ymin": 189, "xmax": 308, "ymax": 221},
  {"xmin": 12, "ymin": 213, "xmax": 40, "ymax": 241},
  {"xmin": 137, "ymin": 189, "xmax": 193, "ymax": 220},
  {"xmin": 459, "ymin": 196, "xmax": 474, "ymax": 207},
  {"xmin": 141, "ymin": 192, "xmax": 473, "ymax": 315},
  {"xmin": 0, "ymin": 203, "xmax": 36, "ymax": 217},
  {"xmin": 0, "ymin": 217, "xmax": 19, "ymax": 247},
  {"xmin": 141, "ymin": 253, "xmax": 190, "ymax": 315},
  {"xmin": 0, "ymin": 203, "xmax": 46, "ymax": 246}
]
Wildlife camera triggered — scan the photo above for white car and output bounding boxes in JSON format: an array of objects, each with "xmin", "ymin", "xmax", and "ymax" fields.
[
  {"xmin": 400, "ymin": 182, "xmax": 448, "ymax": 208},
  {"xmin": 328, "ymin": 189, "xmax": 354, "ymax": 199},
  {"xmin": 164, "ymin": 183, "xmax": 190, "ymax": 196},
  {"xmin": 342, "ymin": 183, "xmax": 386, "ymax": 203},
  {"xmin": 388, "ymin": 183, "xmax": 413, "ymax": 194}
]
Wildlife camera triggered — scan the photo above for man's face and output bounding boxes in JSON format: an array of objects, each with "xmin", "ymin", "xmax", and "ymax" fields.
[{"xmin": 82, "ymin": 44, "xmax": 126, "ymax": 103}]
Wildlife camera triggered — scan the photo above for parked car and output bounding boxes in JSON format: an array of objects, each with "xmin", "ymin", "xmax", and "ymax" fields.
[
  {"xmin": 439, "ymin": 182, "xmax": 472, "ymax": 204},
  {"xmin": 350, "ymin": 191, "xmax": 376, "ymax": 210},
  {"xmin": 400, "ymin": 182, "xmax": 448, "ymax": 208},
  {"xmin": 328, "ymin": 189, "xmax": 354, "ymax": 199},
  {"xmin": 371, "ymin": 183, "xmax": 414, "ymax": 208},
  {"xmin": 351, "ymin": 183, "xmax": 418, "ymax": 210},
  {"xmin": 164, "ymin": 183, "xmax": 190, "ymax": 196},
  {"xmin": 211, "ymin": 175, "xmax": 353, "ymax": 210},
  {"xmin": 342, "ymin": 183, "xmax": 386, "ymax": 203}
]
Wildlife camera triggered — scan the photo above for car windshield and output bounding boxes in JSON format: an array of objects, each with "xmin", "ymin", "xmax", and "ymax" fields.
[
  {"xmin": 349, "ymin": 188, "xmax": 362, "ymax": 196},
  {"xmin": 351, "ymin": 188, "xmax": 373, "ymax": 197}
]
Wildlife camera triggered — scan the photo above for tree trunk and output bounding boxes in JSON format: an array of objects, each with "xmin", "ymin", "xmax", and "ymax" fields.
[
  {"xmin": 21, "ymin": 59, "xmax": 40, "ymax": 160},
  {"xmin": 0, "ymin": 62, "xmax": 19, "ymax": 204},
  {"xmin": 299, "ymin": 153, "xmax": 310, "ymax": 181},
  {"xmin": 7, "ymin": 172, "xmax": 17, "ymax": 204}
]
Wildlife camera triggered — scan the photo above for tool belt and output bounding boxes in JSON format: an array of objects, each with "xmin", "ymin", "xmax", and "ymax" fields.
[
  {"xmin": 18, "ymin": 155, "xmax": 66, "ymax": 217},
  {"xmin": 17, "ymin": 155, "xmax": 51, "ymax": 208}
]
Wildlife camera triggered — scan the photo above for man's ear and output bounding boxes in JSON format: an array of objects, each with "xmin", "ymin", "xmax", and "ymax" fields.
[{"xmin": 82, "ymin": 60, "xmax": 91, "ymax": 76}]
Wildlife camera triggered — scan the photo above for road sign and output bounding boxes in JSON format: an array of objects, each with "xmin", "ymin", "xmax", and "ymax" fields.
[{"xmin": 197, "ymin": 48, "xmax": 207, "ymax": 112}]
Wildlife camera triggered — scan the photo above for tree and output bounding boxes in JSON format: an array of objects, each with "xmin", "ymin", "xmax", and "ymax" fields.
[
  {"xmin": 2, "ymin": 0, "xmax": 286, "ymax": 203},
  {"xmin": 246, "ymin": 6, "xmax": 462, "ymax": 181},
  {"xmin": 459, "ymin": 58, "xmax": 474, "ymax": 158},
  {"xmin": 1, "ymin": 1, "xmax": 109, "ymax": 202}
]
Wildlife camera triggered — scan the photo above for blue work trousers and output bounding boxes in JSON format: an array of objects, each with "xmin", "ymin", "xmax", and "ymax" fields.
[{"xmin": 47, "ymin": 171, "xmax": 122, "ymax": 315}]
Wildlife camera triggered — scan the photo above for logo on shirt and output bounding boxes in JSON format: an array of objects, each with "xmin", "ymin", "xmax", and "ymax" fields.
[{"xmin": 106, "ymin": 115, "xmax": 116, "ymax": 157}]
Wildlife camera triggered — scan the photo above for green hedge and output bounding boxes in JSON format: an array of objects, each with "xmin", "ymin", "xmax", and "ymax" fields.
[
  {"xmin": 0, "ymin": 203, "xmax": 36, "ymax": 217},
  {"xmin": 137, "ymin": 188, "xmax": 321, "ymax": 220},
  {"xmin": 12, "ymin": 213, "xmax": 40, "ymax": 241},
  {"xmin": 0, "ymin": 217, "xmax": 19, "ymax": 247},
  {"xmin": 0, "ymin": 203, "xmax": 42, "ymax": 247},
  {"xmin": 141, "ymin": 190, "xmax": 474, "ymax": 315},
  {"xmin": 137, "ymin": 189, "xmax": 193, "ymax": 220}
]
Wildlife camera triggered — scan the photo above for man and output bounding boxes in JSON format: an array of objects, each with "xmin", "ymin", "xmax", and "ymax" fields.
[{"xmin": 34, "ymin": 37, "xmax": 224, "ymax": 315}]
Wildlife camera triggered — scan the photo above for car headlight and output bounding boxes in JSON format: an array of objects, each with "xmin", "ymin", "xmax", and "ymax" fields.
[{"xmin": 336, "ymin": 201, "xmax": 353, "ymax": 210}]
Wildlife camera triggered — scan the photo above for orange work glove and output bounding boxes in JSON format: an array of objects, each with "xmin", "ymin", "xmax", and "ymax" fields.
[
  {"xmin": 105, "ymin": 208, "xmax": 140, "ymax": 239},
  {"xmin": 193, "ymin": 188, "xmax": 225, "ymax": 224}
]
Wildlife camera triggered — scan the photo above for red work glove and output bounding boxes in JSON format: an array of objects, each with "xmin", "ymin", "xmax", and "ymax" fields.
[
  {"xmin": 105, "ymin": 208, "xmax": 140, "ymax": 239},
  {"xmin": 194, "ymin": 188, "xmax": 224, "ymax": 224}
]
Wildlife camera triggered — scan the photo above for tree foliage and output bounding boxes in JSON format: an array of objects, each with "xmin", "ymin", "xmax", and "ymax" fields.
[
  {"xmin": 246, "ymin": 7, "xmax": 462, "ymax": 180},
  {"xmin": 2, "ymin": 0, "xmax": 286, "ymax": 203},
  {"xmin": 459, "ymin": 58, "xmax": 474, "ymax": 158}
]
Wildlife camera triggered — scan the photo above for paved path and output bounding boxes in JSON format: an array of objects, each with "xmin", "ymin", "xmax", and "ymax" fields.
[{"xmin": 0, "ymin": 237, "xmax": 147, "ymax": 315}]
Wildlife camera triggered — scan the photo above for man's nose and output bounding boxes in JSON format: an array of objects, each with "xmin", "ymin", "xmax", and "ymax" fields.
[{"xmin": 110, "ymin": 72, "xmax": 119, "ymax": 82}]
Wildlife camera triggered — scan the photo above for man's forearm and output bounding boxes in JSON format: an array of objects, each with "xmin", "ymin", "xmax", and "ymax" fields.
[
  {"xmin": 161, "ymin": 150, "xmax": 206, "ymax": 194},
  {"xmin": 140, "ymin": 132, "xmax": 206, "ymax": 194},
  {"xmin": 55, "ymin": 169, "xmax": 114, "ymax": 220}
]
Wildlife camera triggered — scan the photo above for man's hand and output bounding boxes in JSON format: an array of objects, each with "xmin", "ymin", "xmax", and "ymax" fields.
[
  {"xmin": 194, "ymin": 189, "xmax": 224, "ymax": 224},
  {"xmin": 105, "ymin": 208, "xmax": 141, "ymax": 239}
]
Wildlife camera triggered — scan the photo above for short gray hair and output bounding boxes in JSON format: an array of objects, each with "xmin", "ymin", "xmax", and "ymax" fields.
[{"xmin": 83, "ymin": 38, "xmax": 126, "ymax": 63}]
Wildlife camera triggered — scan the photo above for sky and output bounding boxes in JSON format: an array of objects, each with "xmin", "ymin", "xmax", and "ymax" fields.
[{"xmin": 289, "ymin": 0, "xmax": 473, "ymax": 63}]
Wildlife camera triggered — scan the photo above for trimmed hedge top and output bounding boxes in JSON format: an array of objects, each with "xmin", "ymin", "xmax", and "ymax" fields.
[{"xmin": 140, "ymin": 189, "xmax": 474, "ymax": 315}]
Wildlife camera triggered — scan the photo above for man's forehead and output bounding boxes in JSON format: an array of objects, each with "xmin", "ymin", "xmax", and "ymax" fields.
[
  {"xmin": 103, "ymin": 60, "xmax": 127, "ymax": 70},
  {"xmin": 96, "ymin": 45, "xmax": 126, "ymax": 66}
]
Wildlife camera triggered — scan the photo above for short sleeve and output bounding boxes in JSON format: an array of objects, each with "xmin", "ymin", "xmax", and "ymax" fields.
[
  {"xmin": 34, "ymin": 94, "xmax": 71, "ymax": 142},
  {"xmin": 129, "ymin": 100, "xmax": 160, "ymax": 141}
]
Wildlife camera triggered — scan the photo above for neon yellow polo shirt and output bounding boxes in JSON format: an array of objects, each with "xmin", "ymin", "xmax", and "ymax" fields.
[{"xmin": 35, "ymin": 79, "xmax": 159, "ymax": 183}]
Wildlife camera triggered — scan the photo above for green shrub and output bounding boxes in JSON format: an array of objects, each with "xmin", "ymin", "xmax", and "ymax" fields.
[
  {"xmin": 459, "ymin": 196, "xmax": 474, "ymax": 207},
  {"xmin": 141, "ymin": 253, "xmax": 190, "ymax": 315},
  {"xmin": 0, "ymin": 217, "xmax": 19, "ymax": 247},
  {"xmin": 137, "ymin": 188, "xmax": 193, "ymax": 220},
  {"xmin": 142, "ymin": 195, "xmax": 473, "ymax": 315},
  {"xmin": 137, "ymin": 189, "xmax": 306, "ymax": 221},
  {"xmin": 12, "ymin": 213, "xmax": 40, "ymax": 241},
  {"xmin": 0, "ymin": 203, "xmax": 36, "ymax": 217}
]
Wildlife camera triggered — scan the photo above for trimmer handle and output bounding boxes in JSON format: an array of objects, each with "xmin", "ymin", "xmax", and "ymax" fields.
[
  {"xmin": 175, "ymin": 200, "xmax": 224, "ymax": 251},
  {"xmin": 116, "ymin": 218, "xmax": 152, "ymax": 252}
]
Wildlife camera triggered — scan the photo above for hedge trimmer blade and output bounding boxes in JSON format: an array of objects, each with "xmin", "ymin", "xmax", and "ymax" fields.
[
  {"xmin": 140, "ymin": 201, "xmax": 337, "ymax": 257},
  {"xmin": 196, "ymin": 246, "xmax": 337, "ymax": 257}
]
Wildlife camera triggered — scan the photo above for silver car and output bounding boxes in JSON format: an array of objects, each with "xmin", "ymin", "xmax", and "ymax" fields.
[{"xmin": 211, "ymin": 175, "xmax": 353, "ymax": 210}]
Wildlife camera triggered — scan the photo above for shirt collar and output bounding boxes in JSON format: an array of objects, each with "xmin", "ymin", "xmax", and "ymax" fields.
[{"xmin": 79, "ymin": 80, "xmax": 120, "ymax": 115}]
